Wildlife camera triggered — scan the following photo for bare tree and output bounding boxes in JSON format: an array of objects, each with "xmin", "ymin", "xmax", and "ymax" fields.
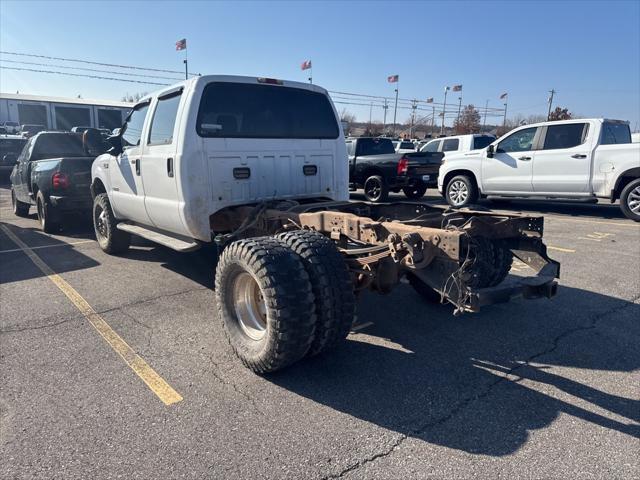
[
  {"xmin": 121, "ymin": 92, "xmax": 148, "ymax": 103},
  {"xmin": 453, "ymin": 105, "xmax": 481, "ymax": 134}
]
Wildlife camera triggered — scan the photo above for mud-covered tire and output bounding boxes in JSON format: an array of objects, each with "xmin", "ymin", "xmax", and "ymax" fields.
[
  {"xmin": 402, "ymin": 182, "xmax": 428, "ymax": 200},
  {"xmin": 363, "ymin": 175, "xmax": 389, "ymax": 203},
  {"xmin": 36, "ymin": 191, "xmax": 60, "ymax": 234},
  {"xmin": 406, "ymin": 273, "xmax": 442, "ymax": 303},
  {"xmin": 93, "ymin": 193, "xmax": 130, "ymax": 254},
  {"xmin": 11, "ymin": 187, "xmax": 29, "ymax": 217},
  {"xmin": 215, "ymin": 237, "xmax": 317, "ymax": 373},
  {"xmin": 462, "ymin": 238, "xmax": 513, "ymax": 289},
  {"xmin": 620, "ymin": 178, "xmax": 640, "ymax": 222},
  {"xmin": 277, "ymin": 230, "xmax": 356, "ymax": 356},
  {"xmin": 446, "ymin": 175, "xmax": 478, "ymax": 208}
]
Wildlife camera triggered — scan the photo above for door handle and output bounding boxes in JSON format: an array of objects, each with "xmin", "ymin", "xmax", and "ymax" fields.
[
  {"xmin": 518, "ymin": 156, "xmax": 532, "ymax": 161},
  {"xmin": 167, "ymin": 157, "xmax": 174, "ymax": 177},
  {"xmin": 571, "ymin": 154, "xmax": 587, "ymax": 159},
  {"xmin": 135, "ymin": 158, "xmax": 140, "ymax": 176}
]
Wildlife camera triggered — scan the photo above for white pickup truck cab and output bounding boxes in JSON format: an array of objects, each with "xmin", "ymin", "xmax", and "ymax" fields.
[
  {"xmin": 420, "ymin": 134, "xmax": 495, "ymax": 156},
  {"xmin": 438, "ymin": 119, "xmax": 640, "ymax": 221}
]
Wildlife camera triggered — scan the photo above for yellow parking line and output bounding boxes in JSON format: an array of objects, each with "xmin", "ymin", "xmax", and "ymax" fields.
[
  {"xmin": 0, "ymin": 225, "xmax": 183, "ymax": 406},
  {"xmin": 546, "ymin": 217, "xmax": 639, "ymax": 228},
  {"xmin": 547, "ymin": 245, "xmax": 576, "ymax": 253}
]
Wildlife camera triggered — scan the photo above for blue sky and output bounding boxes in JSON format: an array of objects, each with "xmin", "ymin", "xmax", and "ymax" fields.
[{"xmin": 1, "ymin": 0, "xmax": 639, "ymax": 128}]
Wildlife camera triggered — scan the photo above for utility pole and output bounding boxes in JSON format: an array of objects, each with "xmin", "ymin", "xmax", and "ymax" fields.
[
  {"xmin": 440, "ymin": 86, "xmax": 449, "ymax": 135},
  {"xmin": 392, "ymin": 87, "xmax": 399, "ymax": 136},
  {"xmin": 482, "ymin": 99, "xmax": 489, "ymax": 130},
  {"xmin": 431, "ymin": 105, "xmax": 435, "ymax": 134},
  {"xmin": 456, "ymin": 95, "xmax": 463, "ymax": 124},
  {"xmin": 547, "ymin": 89, "xmax": 556, "ymax": 120},
  {"xmin": 409, "ymin": 100, "xmax": 417, "ymax": 137},
  {"xmin": 368, "ymin": 101, "xmax": 373, "ymax": 131},
  {"xmin": 503, "ymin": 101, "xmax": 508, "ymax": 127}
]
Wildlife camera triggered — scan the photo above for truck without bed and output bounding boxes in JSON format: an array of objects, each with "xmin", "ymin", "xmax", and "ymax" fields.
[{"xmin": 91, "ymin": 75, "xmax": 559, "ymax": 373}]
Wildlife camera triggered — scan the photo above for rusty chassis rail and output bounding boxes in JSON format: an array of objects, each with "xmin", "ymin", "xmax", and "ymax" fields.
[{"xmin": 211, "ymin": 201, "xmax": 560, "ymax": 313}]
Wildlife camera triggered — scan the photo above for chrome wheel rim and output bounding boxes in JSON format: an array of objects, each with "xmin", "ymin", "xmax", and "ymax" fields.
[
  {"xmin": 365, "ymin": 179, "xmax": 381, "ymax": 200},
  {"xmin": 94, "ymin": 205, "xmax": 108, "ymax": 238},
  {"xmin": 448, "ymin": 180, "xmax": 469, "ymax": 206},
  {"xmin": 628, "ymin": 186, "xmax": 640, "ymax": 214},
  {"xmin": 232, "ymin": 272, "xmax": 267, "ymax": 341}
]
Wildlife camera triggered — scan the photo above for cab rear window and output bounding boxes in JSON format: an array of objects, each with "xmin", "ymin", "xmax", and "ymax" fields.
[{"xmin": 197, "ymin": 82, "xmax": 339, "ymax": 139}]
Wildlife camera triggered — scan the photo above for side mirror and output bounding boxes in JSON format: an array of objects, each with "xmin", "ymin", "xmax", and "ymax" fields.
[
  {"xmin": 486, "ymin": 144, "xmax": 495, "ymax": 158},
  {"xmin": 107, "ymin": 134, "xmax": 123, "ymax": 156},
  {"xmin": 3, "ymin": 153, "xmax": 17, "ymax": 164}
]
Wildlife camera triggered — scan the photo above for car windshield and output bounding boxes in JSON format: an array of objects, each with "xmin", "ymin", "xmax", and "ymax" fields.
[
  {"xmin": 357, "ymin": 138, "xmax": 395, "ymax": 155},
  {"xmin": 31, "ymin": 134, "xmax": 86, "ymax": 160},
  {"xmin": 197, "ymin": 82, "xmax": 339, "ymax": 139},
  {"xmin": 399, "ymin": 142, "xmax": 414, "ymax": 149},
  {"xmin": 0, "ymin": 138, "xmax": 27, "ymax": 156}
]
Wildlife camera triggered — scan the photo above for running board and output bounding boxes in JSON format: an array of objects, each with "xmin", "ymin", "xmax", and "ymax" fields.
[{"xmin": 116, "ymin": 223, "xmax": 201, "ymax": 252}]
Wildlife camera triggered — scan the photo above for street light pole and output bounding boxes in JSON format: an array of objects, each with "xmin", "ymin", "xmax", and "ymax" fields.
[
  {"xmin": 440, "ymin": 87, "xmax": 449, "ymax": 135},
  {"xmin": 503, "ymin": 101, "xmax": 508, "ymax": 127},
  {"xmin": 382, "ymin": 99, "xmax": 388, "ymax": 133},
  {"xmin": 392, "ymin": 87, "xmax": 399, "ymax": 136},
  {"xmin": 482, "ymin": 99, "xmax": 489, "ymax": 130}
]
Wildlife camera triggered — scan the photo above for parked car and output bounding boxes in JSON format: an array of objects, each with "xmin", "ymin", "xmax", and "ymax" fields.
[
  {"xmin": 90, "ymin": 75, "xmax": 559, "ymax": 373},
  {"xmin": 438, "ymin": 119, "xmax": 640, "ymax": 221},
  {"xmin": 3, "ymin": 121, "xmax": 21, "ymax": 134},
  {"xmin": 347, "ymin": 136, "xmax": 443, "ymax": 201},
  {"xmin": 420, "ymin": 134, "xmax": 495, "ymax": 157},
  {"xmin": 395, "ymin": 140, "xmax": 416, "ymax": 153},
  {"xmin": 10, "ymin": 131, "xmax": 99, "ymax": 232},
  {"xmin": 20, "ymin": 124, "xmax": 46, "ymax": 138},
  {"xmin": 0, "ymin": 135, "xmax": 27, "ymax": 174}
]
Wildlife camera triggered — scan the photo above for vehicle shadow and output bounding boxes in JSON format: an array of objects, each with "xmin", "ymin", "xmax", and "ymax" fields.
[
  {"xmin": 0, "ymin": 222, "xmax": 100, "ymax": 283},
  {"xmin": 267, "ymin": 284, "xmax": 640, "ymax": 456}
]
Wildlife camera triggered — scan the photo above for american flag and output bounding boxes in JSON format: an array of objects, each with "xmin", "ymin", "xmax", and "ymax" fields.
[
  {"xmin": 500, "ymin": 92, "xmax": 508, "ymax": 99},
  {"xmin": 452, "ymin": 84, "xmax": 463, "ymax": 92},
  {"xmin": 426, "ymin": 97, "xmax": 434, "ymax": 103},
  {"xmin": 387, "ymin": 74, "xmax": 399, "ymax": 83},
  {"xmin": 176, "ymin": 38, "xmax": 187, "ymax": 51},
  {"xmin": 301, "ymin": 60, "xmax": 312, "ymax": 70}
]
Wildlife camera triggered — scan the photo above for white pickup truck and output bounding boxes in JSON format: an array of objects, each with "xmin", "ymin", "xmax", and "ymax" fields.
[
  {"xmin": 438, "ymin": 119, "xmax": 640, "ymax": 221},
  {"xmin": 90, "ymin": 75, "xmax": 560, "ymax": 372}
]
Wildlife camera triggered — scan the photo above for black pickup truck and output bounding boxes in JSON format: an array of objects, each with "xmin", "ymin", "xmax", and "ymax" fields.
[
  {"xmin": 346, "ymin": 137, "xmax": 443, "ymax": 202},
  {"xmin": 10, "ymin": 131, "xmax": 103, "ymax": 233}
]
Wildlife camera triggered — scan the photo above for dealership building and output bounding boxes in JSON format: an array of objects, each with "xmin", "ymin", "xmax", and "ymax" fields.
[{"xmin": 0, "ymin": 93, "xmax": 132, "ymax": 131}]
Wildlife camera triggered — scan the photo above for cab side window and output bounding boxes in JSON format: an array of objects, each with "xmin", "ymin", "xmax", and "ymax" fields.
[
  {"xmin": 543, "ymin": 123, "xmax": 588, "ymax": 150},
  {"xmin": 497, "ymin": 127, "xmax": 537, "ymax": 153},
  {"xmin": 148, "ymin": 92, "xmax": 182, "ymax": 145},
  {"xmin": 122, "ymin": 103, "xmax": 149, "ymax": 148},
  {"xmin": 442, "ymin": 138, "xmax": 459, "ymax": 152}
]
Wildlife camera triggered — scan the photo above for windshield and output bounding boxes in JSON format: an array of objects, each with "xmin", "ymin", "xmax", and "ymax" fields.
[
  {"xmin": 399, "ymin": 142, "xmax": 415, "ymax": 149},
  {"xmin": 31, "ymin": 134, "xmax": 86, "ymax": 160},
  {"xmin": 0, "ymin": 138, "xmax": 27, "ymax": 156},
  {"xmin": 197, "ymin": 82, "xmax": 339, "ymax": 139},
  {"xmin": 356, "ymin": 138, "xmax": 395, "ymax": 155}
]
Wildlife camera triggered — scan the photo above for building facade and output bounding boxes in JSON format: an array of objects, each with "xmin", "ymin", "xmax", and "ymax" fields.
[{"xmin": 0, "ymin": 93, "xmax": 132, "ymax": 131}]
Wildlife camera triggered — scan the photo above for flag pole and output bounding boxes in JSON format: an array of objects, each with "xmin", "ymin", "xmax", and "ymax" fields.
[
  {"xmin": 393, "ymin": 84, "xmax": 399, "ymax": 136},
  {"xmin": 309, "ymin": 64, "xmax": 312, "ymax": 84},
  {"xmin": 441, "ymin": 87, "xmax": 448, "ymax": 135},
  {"xmin": 184, "ymin": 45, "xmax": 188, "ymax": 80}
]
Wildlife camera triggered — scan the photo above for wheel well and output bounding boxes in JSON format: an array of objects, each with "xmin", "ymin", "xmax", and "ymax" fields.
[
  {"xmin": 442, "ymin": 169, "xmax": 479, "ymax": 192},
  {"xmin": 360, "ymin": 167, "xmax": 385, "ymax": 184},
  {"xmin": 91, "ymin": 178, "xmax": 106, "ymax": 199},
  {"xmin": 612, "ymin": 168, "xmax": 640, "ymax": 201}
]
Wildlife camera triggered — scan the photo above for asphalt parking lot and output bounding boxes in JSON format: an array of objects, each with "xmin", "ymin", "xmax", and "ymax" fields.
[{"xmin": 1, "ymin": 179, "xmax": 639, "ymax": 479}]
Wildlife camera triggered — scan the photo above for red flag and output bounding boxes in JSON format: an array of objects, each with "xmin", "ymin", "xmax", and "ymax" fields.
[
  {"xmin": 301, "ymin": 60, "xmax": 312, "ymax": 70},
  {"xmin": 426, "ymin": 97, "xmax": 434, "ymax": 103},
  {"xmin": 387, "ymin": 74, "xmax": 399, "ymax": 83},
  {"xmin": 452, "ymin": 84, "xmax": 462, "ymax": 92},
  {"xmin": 499, "ymin": 92, "xmax": 508, "ymax": 99},
  {"xmin": 176, "ymin": 38, "xmax": 187, "ymax": 51}
]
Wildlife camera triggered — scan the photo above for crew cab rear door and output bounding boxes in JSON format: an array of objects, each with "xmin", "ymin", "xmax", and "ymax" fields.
[
  {"xmin": 532, "ymin": 122, "xmax": 592, "ymax": 193},
  {"xmin": 196, "ymin": 81, "xmax": 342, "ymax": 204}
]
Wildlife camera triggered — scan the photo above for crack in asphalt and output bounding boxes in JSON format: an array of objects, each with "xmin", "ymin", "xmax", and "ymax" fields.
[
  {"xmin": 0, "ymin": 317, "xmax": 77, "ymax": 334},
  {"xmin": 321, "ymin": 295, "xmax": 640, "ymax": 479},
  {"xmin": 206, "ymin": 354, "xmax": 266, "ymax": 416}
]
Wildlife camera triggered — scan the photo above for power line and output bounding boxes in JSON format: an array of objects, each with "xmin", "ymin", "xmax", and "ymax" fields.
[
  {"xmin": 0, "ymin": 65, "xmax": 169, "ymax": 86},
  {"xmin": 1, "ymin": 59, "xmax": 183, "ymax": 81},
  {"xmin": 0, "ymin": 50, "xmax": 196, "ymax": 76}
]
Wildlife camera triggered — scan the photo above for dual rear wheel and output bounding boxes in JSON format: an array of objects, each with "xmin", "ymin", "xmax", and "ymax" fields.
[{"xmin": 215, "ymin": 230, "xmax": 356, "ymax": 373}]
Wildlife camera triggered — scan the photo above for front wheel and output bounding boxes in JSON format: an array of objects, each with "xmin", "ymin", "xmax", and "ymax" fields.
[
  {"xmin": 402, "ymin": 182, "xmax": 427, "ymax": 200},
  {"xmin": 363, "ymin": 175, "xmax": 389, "ymax": 203},
  {"xmin": 446, "ymin": 175, "xmax": 478, "ymax": 208},
  {"xmin": 620, "ymin": 178, "xmax": 640, "ymax": 222},
  {"xmin": 11, "ymin": 187, "xmax": 30, "ymax": 217},
  {"xmin": 93, "ymin": 193, "xmax": 131, "ymax": 254},
  {"xmin": 36, "ymin": 191, "xmax": 60, "ymax": 233}
]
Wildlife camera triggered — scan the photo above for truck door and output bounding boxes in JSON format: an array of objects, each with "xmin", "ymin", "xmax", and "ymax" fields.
[
  {"xmin": 140, "ymin": 89, "xmax": 188, "ymax": 235},
  {"xmin": 109, "ymin": 102, "xmax": 153, "ymax": 224},
  {"xmin": 482, "ymin": 127, "xmax": 539, "ymax": 193},
  {"xmin": 532, "ymin": 122, "xmax": 591, "ymax": 193},
  {"xmin": 13, "ymin": 137, "xmax": 34, "ymax": 202}
]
